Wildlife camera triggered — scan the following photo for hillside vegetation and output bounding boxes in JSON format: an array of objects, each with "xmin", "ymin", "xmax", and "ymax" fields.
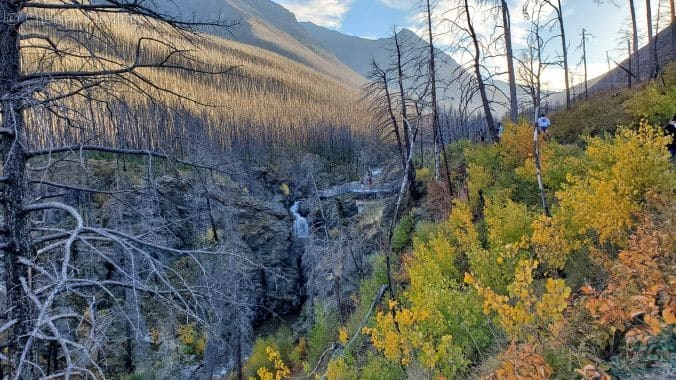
[
  {"xmin": 243, "ymin": 65, "xmax": 676, "ymax": 380},
  {"xmin": 549, "ymin": 63, "xmax": 676, "ymax": 144},
  {"xmin": 23, "ymin": 11, "xmax": 370, "ymax": 158}
]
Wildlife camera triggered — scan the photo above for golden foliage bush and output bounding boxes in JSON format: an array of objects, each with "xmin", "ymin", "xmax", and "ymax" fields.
[
  {"xmin": 557, "ymin": 123, "xmax": 672, "ymax": 246},
  {"xmin": 251, "ymin": 347, "xmax": 291, "ymax": 380}
]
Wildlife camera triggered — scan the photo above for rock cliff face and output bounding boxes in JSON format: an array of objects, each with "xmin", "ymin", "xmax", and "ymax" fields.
[
  {"xmin": 7, "ymin": 153, "xmax": 395, "ymax": 378},
  {"xmin": 24, "ymin": 157, "xmax": 308, "ymax": 377}
]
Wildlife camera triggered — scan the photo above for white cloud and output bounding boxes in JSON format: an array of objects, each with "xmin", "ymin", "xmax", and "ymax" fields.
[
  {"xmin": 276, "ymin": 0, "xmax": 353, "ymax": 29},
  {"xmin": 377, "ymin": 0, "xmax": 412, "ymax": 10}
]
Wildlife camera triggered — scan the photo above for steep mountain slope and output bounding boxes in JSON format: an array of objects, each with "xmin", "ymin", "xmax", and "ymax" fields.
[
  {"xmin": 24, "ymin": 10, "xmax": 369, "ymax": 155},
  {"xmin": 157, "ymin": 0, "xmax": 364, "ymax": 86},
  {"xmin": 589, "ymin": 23, "xmax": 674, "ymax": 95},
  {"xmin": 302, "ymin": 22, "xmax": 512, "ymax": 115}
]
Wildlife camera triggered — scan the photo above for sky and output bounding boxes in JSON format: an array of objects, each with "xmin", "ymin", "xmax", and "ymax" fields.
[{"xmin": 275, "ymin": 0, "xmax": 672, "ymax": 90}]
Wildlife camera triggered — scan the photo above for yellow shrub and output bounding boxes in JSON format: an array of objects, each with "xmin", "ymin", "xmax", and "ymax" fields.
[
  {"xmin": 466, "ymin": 259, "xmax": 571, "ymax": 343},
  {"xmin": 251, "ymin": 347, "xmax": 290, "ymax": 380},
  {"xmin": 557, "ymin": 123, "xmax": 673, "ymax": 246},
  {"xmin": 530, "ymin": 214, "xmax": 576, "ymax": 270},
  {"xmin": 499, "ymin": 122, "xmax": 535, "ymax": 168}
]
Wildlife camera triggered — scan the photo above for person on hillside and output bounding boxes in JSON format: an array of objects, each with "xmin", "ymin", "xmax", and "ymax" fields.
[
  {"xmin": 496, "ymin": 122, "xmax": 504, "ymax": 138},
  {"xmin": 537, "ymin": 113, "xmax": 551, "ymax": 140},
  {"xmin": 367, "ymin": 168, "xmax": 373, "ymax": 187},
  {"xmin": 664, "ymin": 114, "xmax": 676, "ymax": 160}
]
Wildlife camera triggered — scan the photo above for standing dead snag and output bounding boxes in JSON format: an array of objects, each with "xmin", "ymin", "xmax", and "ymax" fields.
[
  {"xmin": 500, "ymin": 0, "xmax": 519, "ymax": 124},
  {"xmin": 0, "ymin": 1, "xmax": 245, "ymax": 378}
]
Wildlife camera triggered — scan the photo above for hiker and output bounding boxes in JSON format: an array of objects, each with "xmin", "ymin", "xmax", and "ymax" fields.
[
  {"xmin": 536, "ymin": 113, "xmax": 551, "ymax": 139},
  {"xmin": 367, "ymin": 168, "xmax": 373, "ymax": 187},
  {"xmin": 665, "ymin": 114, "xmax": 676, "ymax": 160},
  {"xmin": 496, "ymin": 122, "xmax": 504, "ymax": 138}
]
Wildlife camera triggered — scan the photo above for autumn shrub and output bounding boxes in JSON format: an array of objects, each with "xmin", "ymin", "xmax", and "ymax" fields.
[
  {"xmin": 324, "ymin": 356, "xmax": 358, "ymax": 380},
  {"xmin": 363, "ymin": 203, "xmax": 492, "ymax": 378},
  {"xmin": 251, "ymin": 346, "xmax": 291, "ymax": 380},
  {"xmin": 499, "ymin": 122, "xmax": 534, "ymax": 168},
  {"xmin": 489, "ymin": 344, "xmax": 553, "ymax": 379},
  {"xmin": 624, "ymin": 65, "xmax": 676, "ymax": 123},
  {"xmin": 581, "ymin": 214, "xmax": 675, "ymax": 350},
  {"xmin": 556, "ymin": 123, "xmax": 672, "ymax": 247},
  {"xmin": 359, "ymin": 352, "xmax": 404, "ymax": 380},
  {"xmin": 485, "ymin": 198, "xmax": 534, "ymax": 247},
  {"xmin": 415, "ymin": 167, "xmax": 432, "ymax": 182},
  {"xmin": 177, "ymin": 322, "xmax": 207, "ymax": 358},
  {"xmin": 243, "ymin": 327, "xmax": 296, "ymax": 379}
]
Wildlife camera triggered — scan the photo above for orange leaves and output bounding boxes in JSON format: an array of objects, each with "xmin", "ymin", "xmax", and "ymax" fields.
[
  {"xmin": 490, "ymin": 344, "xmax": 553, "ymax": 380},
  {"xmin": 582, "ymin": 215, "xmax": 675, "ymax": 346},
  {"xmin": 575, "ymin": 364, "xmax": 611, "ymax": 380}
]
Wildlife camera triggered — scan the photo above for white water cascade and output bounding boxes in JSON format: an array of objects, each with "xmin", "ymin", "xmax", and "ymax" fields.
[{"xmin": 290, "ymin": 200, "xmax": 309, "ymax": 238}]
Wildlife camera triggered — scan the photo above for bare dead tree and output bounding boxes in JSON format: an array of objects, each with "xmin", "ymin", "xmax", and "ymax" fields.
[
  {"xmin": 0, "ymin": 1, "xmax": 264, "ymax": 378},
  {"xmin": 646, "ymin": 0, "xmax": 659, "ymax": 78},
  {"xmin": 539, "ymin": 0, "xmax": 572, "ymax": 110},
  {"xmin": 392, "ymin": 28, "xmax": 421, "ymax": 201},
  {"xmin": 496, "ymin": 0, "xmax": 519, "ymax": 123},
  {"xmin": 630, "ymin": 0, "xmax": 641, "ymax": 79},
  {"xmin": 364, "ymin": 60, "xmax": 405, "ymax": 167},
  {"xmin": 463, "ymin": 0, "xmax": 497, "ymax": 140},
  {"xmin": 423, "ymin": 0, "xmax": 442, "ymax": 180},
  {"xmin": 518, "ymin": 2, "xmax": 549, "ymax": 118},
  {"xmin": 671, "ymin": 0, "xmax": 675, "ymax": 62},
  {"xmin": 580, "ymin": 28, "xmax": 591, "ymax": 101}
]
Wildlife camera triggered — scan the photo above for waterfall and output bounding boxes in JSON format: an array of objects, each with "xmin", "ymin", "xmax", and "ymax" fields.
[{"xmin": 290, "ymin": 200, "xmax": 309, "ymax": 238}]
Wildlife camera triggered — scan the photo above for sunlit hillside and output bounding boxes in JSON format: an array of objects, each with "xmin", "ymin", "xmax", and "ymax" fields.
[{"xmin": 22, "ymin": 11, "xmax": 370, "ymax": 158}]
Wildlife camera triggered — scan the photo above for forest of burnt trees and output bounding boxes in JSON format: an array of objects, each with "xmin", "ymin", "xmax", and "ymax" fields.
[{"xmin": 0, "ymin": 0, "xmax": 674, "ymax": 379}]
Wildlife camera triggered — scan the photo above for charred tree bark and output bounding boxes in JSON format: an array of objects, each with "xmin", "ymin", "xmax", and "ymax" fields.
[
  {"xmin": 646, "ymin": 0, "xmax": 658, "ymax": 78},
  {"xmin": 425, "ymin": 0, "xmax": 441, "ymax": 180},
  {"xmin": 464, "ymin": 0, "xmax": 497, "ymax": 141},
  {"xmin": 501, "ymin": 0, "xmax": 518, "ymax": 123},
  {"xmin": 629, "ymin": 0, "xmax": 641, "ymax": 80},
  {"xmin": 582, "ymin": 29, "xmax": 589, "ymax": 101},
  {"xmin": 0, "ymin": 1, "xmax": 34, "ymax": 377},
  {"xmin": 385, "ymin": 82, "xmax": 405, "ymax": 167},
  {"xmin": 671, "ymin": 0, "xmax": 675, "ymax": 62},
  {"xmin": 628, "ymin": 39, "xmax": 633, "ymax": 88},
  {"xmin": 557, "ymin": 0, "xmax": 571, "ymax": 109},
  {"xmin": 393, "ymin": 31, "xmax": 421, "ymax": 200}
]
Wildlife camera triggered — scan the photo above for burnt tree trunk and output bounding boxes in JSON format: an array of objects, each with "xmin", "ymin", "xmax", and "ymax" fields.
[
  {"xmin": 425, "ymin": 0, "xmax": 441, "ymax": 180},
  {"xmin": 464, "ymin": 0, "xmax": 497, "ymax": 141},
  {"xmin": 501, "ymin": 0, "xmax": 518, "ymax": 124},
  {"xmin": 646, "ymin": 0, "xmax": 658, "ymax": 78},
  {"xmin": 0, "ymin": 1, "xmax": 34, "ymax": 377},
  {"xmin": 555, "ymin": 0, "xmax": 571, "ymax": 109},
  {"xmin": 393, "ymin": 31, "xmax": 421, "ymax": 200},
  {"xmin": 582, "ymin": 29, "xmax": 589, "ymax": 101},
  {"xmin": 629, "ymin": 0, "xmax": 641, "ymax": 80}
]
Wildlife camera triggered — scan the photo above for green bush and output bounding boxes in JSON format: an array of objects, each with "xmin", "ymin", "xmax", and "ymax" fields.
[
  {"xmin": 359, "ymin": 352, "xmax": 404, "ymax": 380},
  {"xmin": 308, "ymin": 302, "xmax": 339, "ymax": 367},
  {"xmin": 624, "ymin": 70, "xmax": 676, "ymax": 123},
  {"xmin": 391, "ymin": 214, "xmax": 415, "ymax": 253},
  {"xmin": 243, "ymin": 326, "xmax": 296, "ymax": 379}
]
